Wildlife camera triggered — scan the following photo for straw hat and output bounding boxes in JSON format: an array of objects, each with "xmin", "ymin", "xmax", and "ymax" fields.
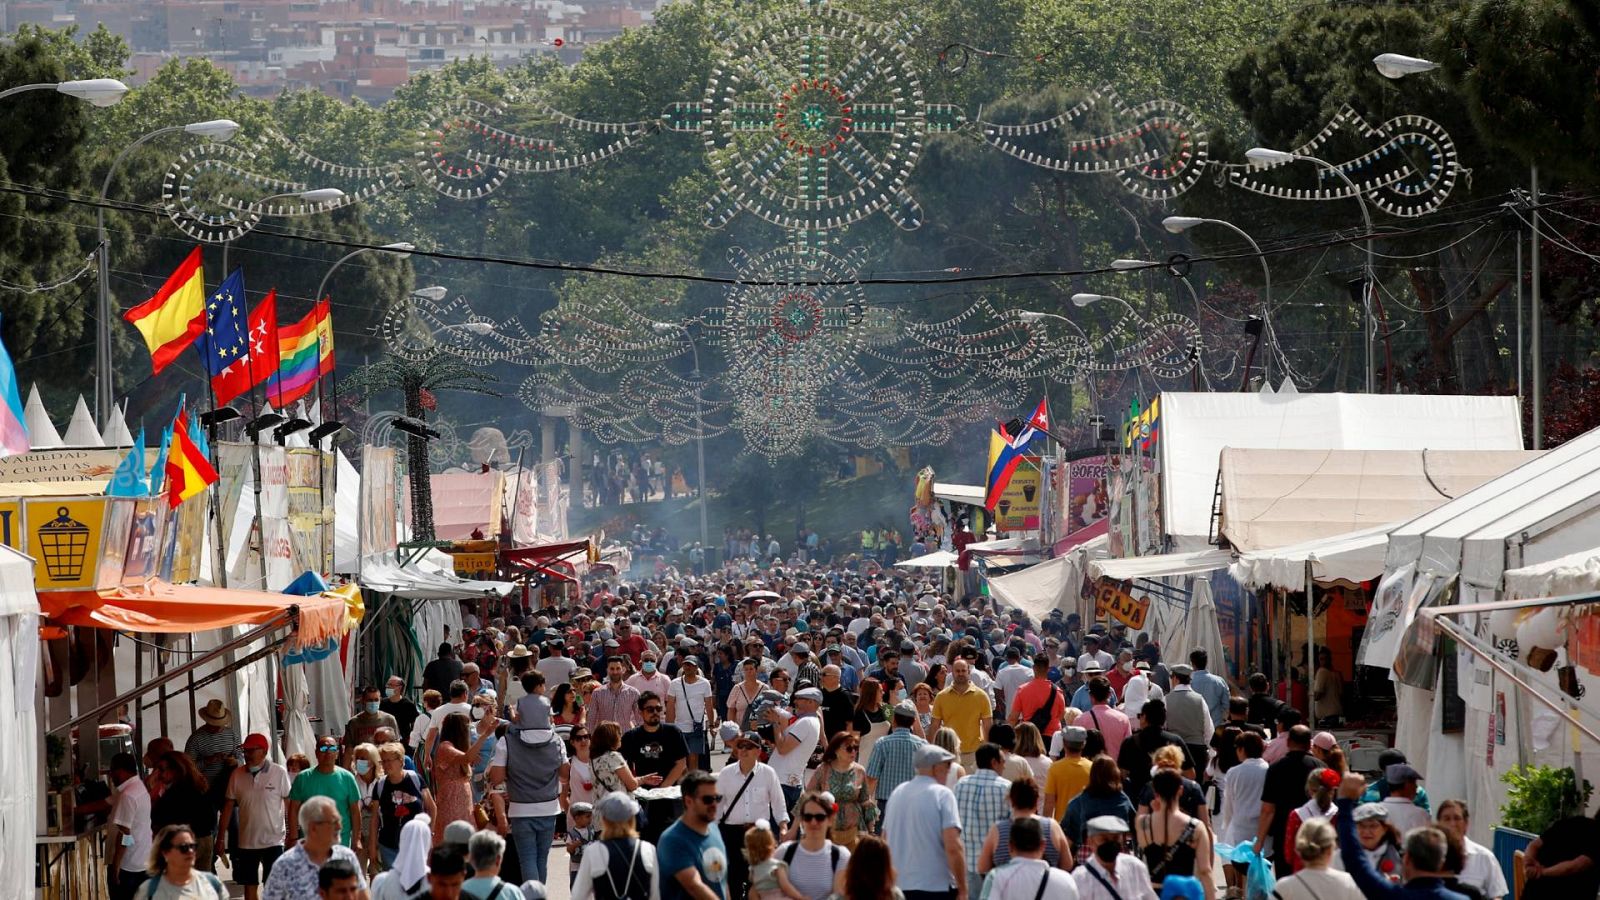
[{"xmin": 199, "ymin": 699, "xmax": 232, "ymax": 727}]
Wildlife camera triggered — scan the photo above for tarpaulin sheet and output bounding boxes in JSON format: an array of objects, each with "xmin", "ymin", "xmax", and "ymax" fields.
[{"xmin": 38, "ymin": 580, "xmax": 348, "ymax": 646}]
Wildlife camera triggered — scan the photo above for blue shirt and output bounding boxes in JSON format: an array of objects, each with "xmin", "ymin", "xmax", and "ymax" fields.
[
  {"xmin": 865, "ymin": 727, "xmax": 926, "ymax": 801},
  {"xmin": 1190, "ymin": 669, "xmax": 1231, "ymax": 726},
  {"xmin": 884, "ymin": 774, "xmax": 963, "ymax": 892},
  {"xmin": 658, "ymin": 819, "xmax": 729, "ymax": 900},
  {"xmin": 1071, "ymin": 683, "xmax": 1118, "ymax": 712}
]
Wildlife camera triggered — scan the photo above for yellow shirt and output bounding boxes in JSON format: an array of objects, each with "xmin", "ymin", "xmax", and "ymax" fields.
[
  {"xmin": 931, "ymin": 684, "xmax": 994, "ymax": 752},
  {"xmin": 1044, "ymin": 755, "xmax": 1092, "ymax": 812}
]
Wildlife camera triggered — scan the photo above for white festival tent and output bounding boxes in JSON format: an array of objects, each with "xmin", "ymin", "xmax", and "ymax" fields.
[
  {"xmin": 898, "ymin": 550, "xmax": 959, "ymax": 569},
  {"xmin": 1371, "ymin": 425, "xmax": 1600, "ymax": 840},
  {"xmin": 0, "ymin": 546, "xmax": 38, "ymax": 900},
  {"xmin": 1159, "ymin": 392, "xmax": 1524, "ymax": 550},
  {"xmin": 1503, "ymin": 548, "xmax": 1600, "ymax": 599},
  {"xmin": 1229, "ymin": 524, "xmax": 1396, "ymax": 592},
  {"xmin": 988, "ymin": 534, "xmax": 1112, "ymax": 624}
]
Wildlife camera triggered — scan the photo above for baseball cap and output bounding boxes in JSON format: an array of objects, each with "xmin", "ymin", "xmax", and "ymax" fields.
[
  {"xmin": 1311, "ymin": 731, "xmax": 1338, "ymax": 751},
  {"xmin": 718, "ymin": 721, "xmax": 742, "ymax": 744},
  {"xmin": 913, "ymin": 743, "xmax": 956, "ymax": 769},
  {"xmin": 241, "ymin": 733, "xmax": 270, "ymax": 751}
]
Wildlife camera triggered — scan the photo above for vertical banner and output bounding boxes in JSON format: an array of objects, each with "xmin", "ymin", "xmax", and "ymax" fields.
[
  {"xmin": 1064, "ymin": 456, "xmax": 1113, "ymax": 535},
  {"xmin": 286, "ymin": 448, "xmax": 327, "ymax": 576},
  {"xmin": 537, "ymin": 460, "xmax": 567, "ymax": 541},
  {"xmin": 511, "ymin": 465, "xmax": 539, "ymax": 544},
  {"xmin": 122, "ymin": 498, "xmax": 166, "ymax": 585},
  {"xmin": 259, "ymin": 446, "xmax": 294, "ymax": 590},
  {"xmin": 360, "ymin": 446, "xmax": 399, "ymax": 567},
  {"xmin": 165, "ymin": 496, "xmax": 207, "ymax": 584},
  {"xmin": 215, "ymin": 443, "xmax": 256, "ymax": 580}
]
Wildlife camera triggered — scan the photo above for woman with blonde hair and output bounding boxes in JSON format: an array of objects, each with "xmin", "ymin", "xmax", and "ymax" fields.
[
  {"xmin": 145, "ymin": 824, "xmax": 227, "ymax": 898},
  {"xmin": 1013, "ymin": 723, "xmax": 1052, "ymax": 804},
  {"xmin": 910, "ymin": 682, "xmax": 936, "ymax": 739},
  {"xmin": 934, "ymin": 727, "xmax": 966, "ymax": 787},
  {"xmin": 1135, "ymin": 744, "xmax": 1211, "ymax": 828},
  {"xmin": 571, "ymin": 792, "xmax": 660, "ymax": 900},
  {"xmin": 1274, "ymin": 818, "xmax": 1364, "ymax": 900}
]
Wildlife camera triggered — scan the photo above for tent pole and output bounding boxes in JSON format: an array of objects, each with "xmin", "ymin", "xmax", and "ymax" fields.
[{"xmin": 1306, "ymin": 561, "xmax": 1316, "ymax": 729}]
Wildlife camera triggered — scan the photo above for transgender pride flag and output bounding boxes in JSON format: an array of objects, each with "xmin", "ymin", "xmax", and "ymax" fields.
[{"xmin": 0, "ymin": 315, "xmax": 29, "ymax": 456}]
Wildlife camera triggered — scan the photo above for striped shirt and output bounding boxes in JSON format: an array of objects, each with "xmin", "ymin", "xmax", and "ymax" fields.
[
  {"xmin": 184, "ymin": 726, "xmax": 241, "ymax": 782},
  {"xmin": 955, "ymin": 770, "xmax": 1012, "ymax": 871},
  {"xmin": 589, "ymin": 683, "xmax": 642, "ymax": 730},
  {"xmin": 865, "ymin": 727, "xmax": 925, "ymax": 801}
]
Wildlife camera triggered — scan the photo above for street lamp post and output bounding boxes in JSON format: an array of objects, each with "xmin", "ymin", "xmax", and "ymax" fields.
[
  {"xmin": 95, "ymin": 119, "xmax": 241, "ymax": 428},
  {"xmin": 652, "ymin": 321, "xmax": 709, "ymax": 554},
  {"xmin": 1162, "ymin": 215, "xmax": 1274, "ymax": 385},
  {"xmin": 1244, "ymin": 147, "xmax": 1377, "ymax": 392},
  {"xmin": 1017, "ymin": 309, "xmax": 1100, "ymax": 416},
  {"xmin": 314, "ymin": 242, "xmax": 415, "ymax": 302},
  {"xmin": 0, "ymin": 78, "xmax": 130, "ymax": 106},
  {"xmin": 1375, "ymin": 51, "xmax": 1542, "ymax": 445},
  {"xmin": 219, "ymin": 188, "xmax": 345, "ymax": 273}
]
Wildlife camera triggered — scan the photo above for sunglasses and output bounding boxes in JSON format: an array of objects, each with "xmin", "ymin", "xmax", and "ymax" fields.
[
  {"xmin": 572, "ymin": 734, "xmax": 591, "ymax": 741},
  {"xmin": 643, "ymin": 705, "xmax": 663, "ymax": 713},
  {"xmin": 171, "ymin": 843, "xmax": 198, "ymax": 854},
  {"xmin": 317, "ymin": 745, "xmax": 338, "ymax": 753},
  {"xmin": 844, "ymin": 745, "xmax": 860, "ymax": 753},
  {"xmin": 802, "ymin": 812, "xmax": 830, "ymax": 822},
  {"xmin": 696, "ymin": 793, "xmax": 723, "ymax": 804}
]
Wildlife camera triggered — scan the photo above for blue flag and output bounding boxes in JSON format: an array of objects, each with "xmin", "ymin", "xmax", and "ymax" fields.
[
  {"xmin": 107, "ymin": 427, "xmax": 149, "ymax": 497},
  {"xmin": 189, "ymin": 408, "xmax": 210, "ymax": 459},
  {"xmin": 195, "ymin": 268, "xmax": 248, "ymax": 378},
  {"xmin": 148, "ymin": 394, "xmax": 182, "ymax": 494}
]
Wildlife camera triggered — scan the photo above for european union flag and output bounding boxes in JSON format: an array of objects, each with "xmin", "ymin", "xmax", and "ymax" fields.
[{"xmin": 196, "ymin": 268, "xmax": 249, "ymax": 381}]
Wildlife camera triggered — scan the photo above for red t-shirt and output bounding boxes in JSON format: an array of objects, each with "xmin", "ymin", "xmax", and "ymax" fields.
[
  {"xmin": 1011, "ymin": 677, "xmax": 1066, "ymax": 735},
  {"xmin": 616, "ymin": 634, "xmax": 649, "ymax": 667}
]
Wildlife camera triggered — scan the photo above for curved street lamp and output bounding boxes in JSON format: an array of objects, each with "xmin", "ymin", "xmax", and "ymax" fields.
[
  {"xmin": 0, "ymin": 78, "xmax": 130, "ymax": 106},
  {"xmin": 1163, "ymin": 214, "xmax": 1274, "ymax": 385},
  {"xmin": 314, "ymin": 242, "xmax": 416, "ymax": 303},
  {"xmin": 95, "ymin": 119, "xmax": 241, "ymax": 427},
  {"xmin": 1245, "ymin": 146, "xmax": 1377, "ymax": 392}
]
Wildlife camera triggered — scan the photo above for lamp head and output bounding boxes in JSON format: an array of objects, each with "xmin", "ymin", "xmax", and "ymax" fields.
[
  {"xmin": 1110, "ymin": 258, "xmax": 1155, "ymax": 271},
  {"xmin": 299, "ymin": 188, "xmax": 345, "ymax": 204},
  {"xmin": 651, "ymin": 321, "xmax": 681, "ymax": 334},
  {"xmin": 244, "ymin": 412, "xmax": 286, "ymax": 438},
  {"xmin": 308, "ymin": 421, "xmax": 345, "ymax": 444},
  {"xmin": 184, "ymin": 119, "xmax": 240, "ymax": 141},
  {"xmin": 454, "ymin": 322, "xmax": 495, "ymax": 336},
  {"xmin": 1245, "ymin": 147, "xmax": 1297, "ymax": 167},
  {"xmin": 381, "ymin": 241, "xmax": 416, "ymax": 259},
  {"xmin": 1016, "ymin": 311, "xmax": 1048, "ymax": 323},
  {"xmin": 1373, "ymin": 53, "xmax": 1437, "ymax": 79},
  {"xmin": 412, "ymin": 286, "xmax": 448, "ymax": 302},
  {"xmin": 57, "ymin": 78, "xmax": 129, "ymax": 107},
  {"xmin": 1162, "ymin": 216, "xmax": 1204, "ymax": 234},
  {"xmin": 1069, "ymin": 293, "xmax": 1103, "ymax": 308}
]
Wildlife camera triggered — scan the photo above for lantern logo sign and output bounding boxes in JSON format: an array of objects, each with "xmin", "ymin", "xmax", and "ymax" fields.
[{"xmin": 26, "ymin": 498, "xmax": 110, "ymax": 590}]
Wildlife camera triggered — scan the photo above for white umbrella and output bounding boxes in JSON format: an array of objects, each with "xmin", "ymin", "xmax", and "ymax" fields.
[{"xmin": 741, "ymin": 589, "xmax": 782, "ymax": 601}]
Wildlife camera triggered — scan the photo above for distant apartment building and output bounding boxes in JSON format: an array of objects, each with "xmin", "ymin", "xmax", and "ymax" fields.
[{"xmin": 3, "ymin": 0, "xmax": 662, "ymax": 101}]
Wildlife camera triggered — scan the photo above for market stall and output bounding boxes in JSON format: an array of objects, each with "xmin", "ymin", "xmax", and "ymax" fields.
[{"xmin": 0, "ymin": 545, "xmax": 37, "ymax": 900}]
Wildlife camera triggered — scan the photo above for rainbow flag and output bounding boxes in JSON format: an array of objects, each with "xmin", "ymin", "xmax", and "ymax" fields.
[
  {"xmin": 267, "ymin": 298, "xmax": 333, "ymax": 408},
  {"xmin": 165, "ymin": 404, "xmax": 218, "ymax": 509},
  {"xmin": 124, "ymin": 246, "xmax": 207, "ymax": 374},
  {"xmin": 0, "ymin": 316, "xmax": 28, "ymax": 456}
]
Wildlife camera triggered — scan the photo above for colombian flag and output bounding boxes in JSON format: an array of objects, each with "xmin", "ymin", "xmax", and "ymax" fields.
[
  {"xmin": 124, "ymin": 246, "xmax": 207, "ymax": 374},
  {"xmin": 267, "ymin": 298, "xmax": 332, "ymax": 408},
  {"xmin": 164, "ymin": 405, "xmax": 219, "ymax": 509}
]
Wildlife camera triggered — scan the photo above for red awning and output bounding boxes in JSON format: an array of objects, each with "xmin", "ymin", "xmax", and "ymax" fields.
[
  {"xmin": 502, "ymin": 539, "xmax": 592, "ymax": 567},
  {"xmin": 1050, "ymin": 518, "xmax": 1109, "ymax": 557}
]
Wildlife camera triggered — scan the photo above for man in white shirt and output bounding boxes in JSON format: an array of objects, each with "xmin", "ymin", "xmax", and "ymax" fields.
[
  {"xmin": 993, "ymin": 647, "xmax": 1034, "ymax": 719},
  {"xmin": 534, "ymin": 641, "xmax": 577, "ymax": 688},
  {"xmin": 420, "ymin": 680, "xmax": 474, "ymax": 767},
  {"xmin": 666, "ymin": 655, "xmax": 716, "ymax": 771},
  {"xmin": 767, "ymin": 687, "xmax": 824, "ymax": 813},
  {"xmin": 1379, "ymin": 764, "xmax": 1433, "ymax": 834},
  {"xmin": 1076, "ymin": 635, "xmax": 1115, "ymax": 677},
  {"xmin": 1436, "ymin": 800, "xmax": 1508, "ymax": 900},
  {"xmin": 717, "ymin": 727, "xmax": 792, "ymax": 900},
  {"xmin": 1073, "ymin": 816, "xmax": 1157, "ymax": 900},
  {"xmin": 107, "ymin": 752, "xmax": 153, "ymax": 900},
  {"xmin": 983, "ymin": 817, "xmax": 1078, "ymax": 900},
  {"xmin": 217, "ymin": 733, "xmax": 293, "ymax": 900}
]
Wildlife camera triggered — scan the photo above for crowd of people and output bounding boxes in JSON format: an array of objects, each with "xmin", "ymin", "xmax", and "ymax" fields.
[{"xmin": 97, "ymin": 557, "xmax": 1600, "ymax": 900}]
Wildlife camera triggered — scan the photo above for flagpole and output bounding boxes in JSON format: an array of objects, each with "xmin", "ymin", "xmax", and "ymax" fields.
[{"xmin": 314, "ymin": 296, "xmax": 336, "ymax": 579}]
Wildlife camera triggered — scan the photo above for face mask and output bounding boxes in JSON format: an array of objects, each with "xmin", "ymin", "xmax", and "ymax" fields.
[
  {"xmin": 355, "ymin": 760, "xmax": 371, "ymax": 775},
  {"xmin": 1095, "ymin": 842, "xmax": 1121, "ymax": 864},
  {"xmin": 248, "ymin": 765, "xmax": 263, "ymax": 775},
  {"xmin": 471, "ymin": 707, "xmax": 486, "ymax": 721},
  {"xmin": 365, "ymin": 701, "xmax": 381, "ymax": 714},
  {"xmin": 643, "ymin": 662, "xmax": 656, "ymax": 674}
]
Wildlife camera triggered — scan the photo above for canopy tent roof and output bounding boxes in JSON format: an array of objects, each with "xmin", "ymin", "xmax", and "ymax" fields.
[
  {"xmin": 425, "ymin": 471, "xmax": 504, "ymax": 541},
  {"xmin": 1160, "ymin": 392, "xmax": 1524, "ymax": 549},
  {"xmin": 1090, "ymin": 548, "xmax": 1233, "ymax": 581},
  {"xmin": 360, "ymin": 551, "xmax": 515, "ymax": 600},
  {"xmin": 988, "ymin": 555, "xmax": 1082, "ymax": 623},
  {"xmin": 503, "ymin": 539, "xmax": 593, "ymax": 566},
  {"xmin": 1503, "ymin": 547, "xmax": 1600, "ymax": 599},
  {"xmin": 1229, "ymin": 524, "xmax": 1394, "ymax": 591},
  {"xmin": 968, "ymin": 536, "xmax": 1041, "ymax": 556},
  {"xmin": 899, "ymin": 549, "xmax": 958, "ymax": 568},
  {"xmin": 933, "ymin": 482, "xmax": 985, "ymax": 506},
  {"xmin": 1218, "ymin": 448, "xmax": 1542, "ymax": 551},
  {"xmin": 37, "ymin": 580, "xmax": 347, "ymax": 646}
]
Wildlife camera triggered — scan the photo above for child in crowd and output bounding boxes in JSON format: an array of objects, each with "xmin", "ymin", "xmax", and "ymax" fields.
[
  {"xmin": 566, "ymin": 801, "xmax": 596, "ymax": 887},
  {"xmin": 746, "ymin": 820, "xmax": 806, "ymax": 900}
]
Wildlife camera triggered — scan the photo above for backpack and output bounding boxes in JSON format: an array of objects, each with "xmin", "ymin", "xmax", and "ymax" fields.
[
  {"xmin": 782, "ymin": 841, "xmax": 843, "ymax": 873},
  {"xmin": 593, "ymin": 837, "xmax": 652, "ymax": 900},
  {"xmin": 1027, "ymin": 684, "xmax": 1059, "ymax": 734},
  {"xmin": 464, "ymin": 879, "xmax": 518, "ymax": 900}
]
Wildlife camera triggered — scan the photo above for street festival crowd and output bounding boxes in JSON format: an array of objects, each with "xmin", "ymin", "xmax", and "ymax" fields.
[{"xmin": 95, "ymin": 543, "xmax": 1600, "ymax": 900}]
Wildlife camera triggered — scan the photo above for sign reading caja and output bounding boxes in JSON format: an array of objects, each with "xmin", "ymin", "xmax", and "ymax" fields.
[{"xmin": 1093, "ymin": 578, "xmax": 1151, "ymax": 631}]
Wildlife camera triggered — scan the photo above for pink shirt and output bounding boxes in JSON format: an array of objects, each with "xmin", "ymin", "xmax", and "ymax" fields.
[{"xmin": 1083, "ymin": 703, "xmax": 1133, "ymax": 759}]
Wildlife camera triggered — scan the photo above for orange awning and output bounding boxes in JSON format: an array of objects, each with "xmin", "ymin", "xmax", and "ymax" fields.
[{"xmin": 39, "ymin": 581, "xmax": 349, "ymax": 647}]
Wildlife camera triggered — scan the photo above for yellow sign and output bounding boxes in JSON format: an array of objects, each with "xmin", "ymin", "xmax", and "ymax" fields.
[
  {"xmin": 452, "ymin": 552, "xmax": 498, "ymax": 576},
  {"xmin": 994, "ymin": 463, "xmax": 1042, "ymax": 531},
  {"xmin": 1094, "ymin": 579, "xmax": 1152, "ymax": 630},
  {"xmin": 26, "ymin": 497, "xmax": 110, "ymax": 591}
]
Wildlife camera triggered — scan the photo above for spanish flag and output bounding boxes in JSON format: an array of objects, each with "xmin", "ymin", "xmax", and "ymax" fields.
[
  {"xmin": 164, "ymin": 405, "xmax": 218, "ymax": 509},
  {"xmin": 124, "ymin": 246, "xmax": 207, "ymax": 374}
]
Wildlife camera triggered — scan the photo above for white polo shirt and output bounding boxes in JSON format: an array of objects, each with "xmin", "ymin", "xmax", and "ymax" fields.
[
  {"xmin": 768, "ymin": 713, "xmax": 821, "ymax": 787},
  {"xmin": 111, "ymin": 775, "xmax": 153, "ymax": 873},
  {"xmin": 227, "ymin": 761, "xmax": 293, "ymax": 849}
]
